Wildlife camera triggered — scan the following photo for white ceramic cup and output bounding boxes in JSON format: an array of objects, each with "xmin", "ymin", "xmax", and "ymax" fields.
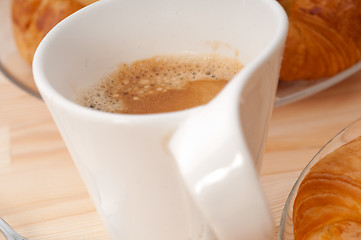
[{"xmin": 33, "ymin": 0, "xmax": 288, "ymax": 239}]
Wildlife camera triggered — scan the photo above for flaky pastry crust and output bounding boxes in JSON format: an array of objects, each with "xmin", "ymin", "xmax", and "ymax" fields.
[{"xmin": 293, "ymin": 135, "xmax": 361, "ymax": 240}]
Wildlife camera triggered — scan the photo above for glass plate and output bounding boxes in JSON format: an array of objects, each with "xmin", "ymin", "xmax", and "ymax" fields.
[
  {"xmin": 1, "ymin": 0, "xmax": 361, "ymax": 104},
  {"xmin": 275, "ymin": 60, "xmax": 361, "ymax": 107},
  {"xmin": 0, "ymin": 0, "xmax": 40, "ymax": 98},
  {"xmin": 278, "ymin": 117, "xmax": 361, "ymax": 240}
]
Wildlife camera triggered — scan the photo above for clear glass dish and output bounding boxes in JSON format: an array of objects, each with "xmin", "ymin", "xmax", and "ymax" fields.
[
  {"xmin": 278, "ymin": 117, "xmax": 361, "ymax": 240},
  {"xmin": 274, "ymin": 61, "xmax": 361, "ymax": 107},
  {"xmin": 0, "ymin": 0, "xmax": 40, "ymax": 98},
  {"xmin": 1, "ymin": 0, "xmax": 361, "ymax": 104}
]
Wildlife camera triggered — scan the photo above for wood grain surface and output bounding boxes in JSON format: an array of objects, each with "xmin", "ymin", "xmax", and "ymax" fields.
[{"xmin": 1, "ymin": 69, "xmax": 361, "ymax": 240}]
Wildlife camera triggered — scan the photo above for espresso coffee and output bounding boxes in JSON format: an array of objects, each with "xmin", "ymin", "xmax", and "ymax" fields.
[{"xmin": 76, "ymin": 54, "xmax": 242, "ymax": 114}]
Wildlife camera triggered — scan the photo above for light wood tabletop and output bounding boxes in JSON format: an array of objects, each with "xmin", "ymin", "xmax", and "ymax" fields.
[{"xmin": 1, "ymin": 69, "xmax": 361, "ymax": 239}]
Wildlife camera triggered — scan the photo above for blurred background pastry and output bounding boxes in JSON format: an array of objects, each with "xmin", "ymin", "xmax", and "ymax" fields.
[
  {"xmin": 278, "ymin": 0, "xmax": 361, "ymax": 81},
  {"xmin": 11, "ymin": 0, "xmax": 97, "ymax": 65}
]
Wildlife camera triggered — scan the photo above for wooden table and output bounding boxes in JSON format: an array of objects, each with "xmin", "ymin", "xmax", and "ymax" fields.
[{"xmin": 1, "ymin": 69, "xmax": 361, "ymax": 240}]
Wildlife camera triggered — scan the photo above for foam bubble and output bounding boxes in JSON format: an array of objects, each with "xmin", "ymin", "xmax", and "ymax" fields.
[{"xmin": 75, "ymin": 81, "xmax": 127, "ymax": 113}]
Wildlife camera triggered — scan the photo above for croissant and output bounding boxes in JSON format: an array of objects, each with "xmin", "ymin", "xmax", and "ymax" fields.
[
  {"xmin": 11, "ymin": 0, "xmax": 97, "ymax": 65},
  {"xmin": 293, "ymin": 135, "xmax": 361, "ymax": 240},
  {"xmin": 278, "ymin": 0, "xmax": 361, "ymax": 81}
]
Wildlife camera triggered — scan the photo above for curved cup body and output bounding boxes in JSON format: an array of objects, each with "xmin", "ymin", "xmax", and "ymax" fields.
[{"xmin": 33, "ymin": 0, "xmax": 288, "ymax": 239}]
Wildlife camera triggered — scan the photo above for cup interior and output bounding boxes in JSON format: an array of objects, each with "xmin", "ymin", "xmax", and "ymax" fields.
[{"xmin": 33, "ymin": 0, "xmax": 287, "ymax": 103}]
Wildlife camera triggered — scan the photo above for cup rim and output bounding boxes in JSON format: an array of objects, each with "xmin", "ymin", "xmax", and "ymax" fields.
[{"xmin": 32, "ymin": 0, "xmax": 288, "ymax": 122}]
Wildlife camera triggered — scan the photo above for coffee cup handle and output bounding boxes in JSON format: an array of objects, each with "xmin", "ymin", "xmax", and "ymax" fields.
[{"xmin": 169, "ymin": 104, "xmax": 274, "ymax": 240}]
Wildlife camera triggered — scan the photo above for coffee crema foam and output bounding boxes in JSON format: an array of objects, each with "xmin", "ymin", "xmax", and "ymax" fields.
[{"xmin": 76, "ymin": 54, "xmax": 243, "ymax": 114}]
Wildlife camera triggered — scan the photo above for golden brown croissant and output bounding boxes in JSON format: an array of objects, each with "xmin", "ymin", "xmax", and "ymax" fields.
[
  {"xmin": 293, "ymin": 135, "xmax": 361, "ymax": 240},
  {"xmin": 278, "ymin": 0, "xmax": 361, "ymax": 81},
  {"xmin": 11, "ymin": 0, "xmax": 97, "ymax": 65}
]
